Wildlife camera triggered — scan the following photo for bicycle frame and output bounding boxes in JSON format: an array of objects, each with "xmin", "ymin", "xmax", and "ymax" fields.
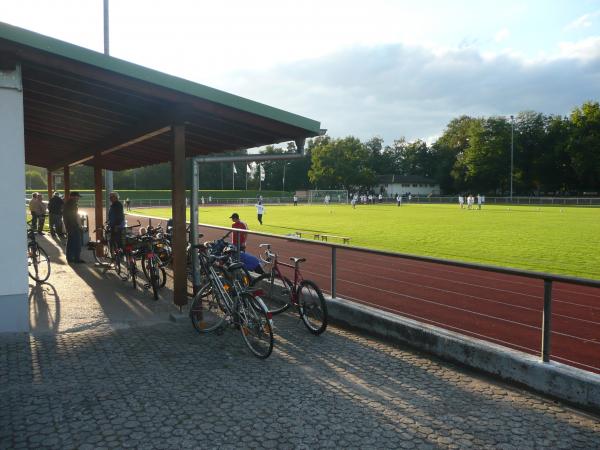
[{"xmin": 265, "ymin": 253, "xmax": 303, "ymax": 305}]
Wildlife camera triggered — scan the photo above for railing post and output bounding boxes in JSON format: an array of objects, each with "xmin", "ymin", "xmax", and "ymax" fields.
[
  {"xmin": 331, "ymin": 246, "xmax": 337, "ymax": 298},
  {"xmin": 541, "ymin": 279, "xmax": 553, "ymax": 363}
]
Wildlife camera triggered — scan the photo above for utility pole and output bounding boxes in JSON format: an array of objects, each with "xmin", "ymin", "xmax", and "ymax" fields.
[{"xmin": 510, "ymin": 115, "xmax": 514, "ymax": 200}]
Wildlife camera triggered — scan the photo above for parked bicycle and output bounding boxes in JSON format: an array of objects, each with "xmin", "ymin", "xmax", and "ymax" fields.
[
  {"xmin": 250, "ymin": 243, "xmax": 328, "ymax": 335},
  {"xmin": 27, "ymin": 217, "xmax": 50, "ymax": 283},
  {"xmin": 189, "ymin": 238, "xmax": 274, "ymax": 359}
]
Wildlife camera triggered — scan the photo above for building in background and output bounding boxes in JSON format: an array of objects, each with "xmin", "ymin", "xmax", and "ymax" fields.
[{"xmin": 377, "ymin": 175, "xmax": 440, "ymax": 197}]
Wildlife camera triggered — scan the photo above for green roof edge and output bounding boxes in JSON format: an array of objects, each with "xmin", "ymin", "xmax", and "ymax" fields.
[{"xmin": 0, "ymin": 21, "xmax": 321, "ymax": 135}]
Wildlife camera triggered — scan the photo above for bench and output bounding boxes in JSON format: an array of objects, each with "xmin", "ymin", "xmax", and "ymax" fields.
[
  {"xmin": 320, "ymin": 234, "xmax": 351, "ymax": 244},
  {"xmin": 295, "ymin": 231, "xmax": 350, "ymax": 245}
]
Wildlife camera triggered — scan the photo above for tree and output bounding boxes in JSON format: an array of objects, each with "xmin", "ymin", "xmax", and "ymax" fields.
[
  {"xmin": 308, "ymin": 136, "xmax": 375, "ymax": 189},
  {"xmin": 567, "ymin": 101, "xmax": 600, "ymax": 191},
  {"xmin": 453, "ymin": 117, "xmax": 511, "ymax": 193}
]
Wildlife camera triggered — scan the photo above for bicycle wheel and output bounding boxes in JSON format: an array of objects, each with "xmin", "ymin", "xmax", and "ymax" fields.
[
  {"xmin": 238, "ymin": 293, "xmax": 273, "ymax": 359},
  {"xmin": 250, "ymin": 273, "xmax": 292, "ymax": 315},
  {"xmin": 142, "ymin": 255, "xmax": 167, "ymax": 288},
  {"xmin": 28, "ymin": 245, "xmax": 50, "ymax": 283},
  {"xmin": 297, "ymin": 280, "xmax": 328, "ymax": 335},
  {"xmin": 129, "ymin": 256, "xmax": 137, "ymax": 289},
  {"xmin": 145, "ymin": 260, "xmax": 160, "ymax": 300},
  {"xmin": 189, "ymin": 283, "xmax": 227, "ymax": 333},
  {"xmin": 92, "ymin": 241, "xmax": 112, "ymax": 265}
]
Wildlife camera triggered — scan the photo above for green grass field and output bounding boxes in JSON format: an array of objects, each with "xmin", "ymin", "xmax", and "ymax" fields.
[{"xmin": 133, "ymin": 203, "xmax": 600, "ymax": 280}]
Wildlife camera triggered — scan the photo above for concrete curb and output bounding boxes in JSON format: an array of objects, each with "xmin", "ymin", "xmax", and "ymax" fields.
[{"xmin": 326, "ymin": 295, "xmax": 600, "ymax": 412}]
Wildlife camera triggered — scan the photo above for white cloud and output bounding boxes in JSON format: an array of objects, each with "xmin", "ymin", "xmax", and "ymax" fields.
[
  {"xmin": 565, "ymin": 11, "xmax": 600, "ymax": 31},
  {"xmin": 218, "ymin": 42, "xmax": 600, "ymax": 144},
  {"xmin": 495, "ymin": 28, "xmax": 510, "ymax": 43},
  {"xmin": 558, "ymin": 37, "xmax": 600, "ymax": 60}
]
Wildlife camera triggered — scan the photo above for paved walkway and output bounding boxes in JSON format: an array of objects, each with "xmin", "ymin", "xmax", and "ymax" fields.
[{"xmin": 1, "ymin": 236, "xmax": 599, "ymax": 449}]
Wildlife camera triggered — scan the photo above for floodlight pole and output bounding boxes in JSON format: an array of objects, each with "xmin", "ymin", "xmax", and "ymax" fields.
[{"xmin": 510, "ymin": 115, "xmax": 514, "ymax": 200}]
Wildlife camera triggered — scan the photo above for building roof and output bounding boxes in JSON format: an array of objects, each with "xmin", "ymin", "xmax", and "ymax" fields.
[
  {"xmin": 377, "ymin": 175, "xmax": 438, "ymax": 184},
  {"xmin": 0, "ymin": 21, "xmax": 321, "ymax": 170}
]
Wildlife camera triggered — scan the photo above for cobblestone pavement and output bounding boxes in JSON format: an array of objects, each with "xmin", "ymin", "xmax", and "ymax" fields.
[{"xmin": 1, "ymin": 312, "xmax": 599, "ymax": 450}]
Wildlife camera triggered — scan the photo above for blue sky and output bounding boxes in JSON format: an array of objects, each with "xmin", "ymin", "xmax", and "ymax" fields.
[{"xmin": 3, "ymin": 0, "xmax": 600, "ymax": 144}]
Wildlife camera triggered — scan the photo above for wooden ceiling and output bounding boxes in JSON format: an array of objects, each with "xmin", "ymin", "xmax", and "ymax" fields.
[{"xmin": 0, "ymin": 22, "xmax": 320, "ymax": 171}]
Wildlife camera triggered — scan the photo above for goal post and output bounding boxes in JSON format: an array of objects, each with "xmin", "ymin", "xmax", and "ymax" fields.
[{"xmin": 308, "ymin": 190, "xmax": 349, "ymax": 204}]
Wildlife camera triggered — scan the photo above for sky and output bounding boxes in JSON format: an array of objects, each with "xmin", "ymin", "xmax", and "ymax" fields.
[{"xmin": 3, "ymin": 0, "xmax": 600, "ymax": 144}]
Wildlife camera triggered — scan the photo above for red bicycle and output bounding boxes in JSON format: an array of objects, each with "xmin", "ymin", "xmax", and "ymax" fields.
[{"xmin": 250, "ymin": 243, "xmax": 328, "ymax": 335}]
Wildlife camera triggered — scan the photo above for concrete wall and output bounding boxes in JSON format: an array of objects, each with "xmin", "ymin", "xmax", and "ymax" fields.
[
  {"xmin": 326, "ymin": 296, "xmax": 600, "ymax": 412},
  {"xmin": 0, "ymin": 65, "xmax": 29, "ymax": 332}
]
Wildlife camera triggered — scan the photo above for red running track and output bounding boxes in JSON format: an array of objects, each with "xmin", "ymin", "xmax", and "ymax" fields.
[{"xmin": 120, "ymin": 213, "xmax": 600, "ymax": 374}]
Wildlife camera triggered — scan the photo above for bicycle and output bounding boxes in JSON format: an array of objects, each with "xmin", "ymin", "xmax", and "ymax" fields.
[
  {"xmin": 27, "ymin": 218, "xmax": 51, "ymax": 283},
  {"xmin": 189, "ymin": 240, "xmax": 274, "ymax": 359},
  {"xmin": 137, "ymin": 232, "xmax": 167, "ymax": 300},
  {"xmin": 250, "ymin": 243, "xmax": 328, "ymax": 335}
]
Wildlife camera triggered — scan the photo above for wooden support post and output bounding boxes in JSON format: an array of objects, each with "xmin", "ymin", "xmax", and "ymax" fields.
[
  {"xmin": 171, "ymin": 124, "xmax": 187, "ymax": 307},
  {"xmin": 47, "ymin": 170, "xmax": 53, "ymax": 199},
  {"xmin": 63, "ymin": 166, "xmax": 70, "ymax": 199},
  {"xmin": 94, "ymin": 159, "xmax": 103, "ymax": 244}
]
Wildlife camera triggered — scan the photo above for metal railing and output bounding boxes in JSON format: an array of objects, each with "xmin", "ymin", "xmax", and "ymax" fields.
[{"xmin": 190, "ymin": 221, "xmax": 600, "ymax": 371}]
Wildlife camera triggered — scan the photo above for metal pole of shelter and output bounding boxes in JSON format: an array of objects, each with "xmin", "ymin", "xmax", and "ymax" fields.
[{"xmin": 190, "ymin": 159, "xmax": 201, "ymax": 294}]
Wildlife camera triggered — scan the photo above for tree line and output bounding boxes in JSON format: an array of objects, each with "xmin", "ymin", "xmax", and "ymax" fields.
[{"xmin": 27, "ymin": 100, "xmax": 600, "ymax": 195}]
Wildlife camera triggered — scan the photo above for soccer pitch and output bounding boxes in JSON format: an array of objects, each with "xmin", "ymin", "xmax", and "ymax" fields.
[{"xmin": 133, "ymin": 203, "xmax": 600, "ymax": 280}]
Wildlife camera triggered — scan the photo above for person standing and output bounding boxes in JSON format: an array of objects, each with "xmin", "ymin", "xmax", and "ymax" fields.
[
  {"xmin": 459, "ymin": 195, "xmax": 464, "ymax": 209},
  {"xmin": 378, "ymin": 193, "xmax": 383, "ymax": 203},
  {"xmin": 125, "ymin": 197, "xmax": 131, "ymax": 211},
  {"xmin": 351, "ymin": 196, "xmax": 357, "ymax": 209},
  {"xmin": 63, "ymin": 192, "xmax": 83, "ymax": 263},
  {"xmin": 255, "ymin": 201, "xmax": 265, "ymax": 225},
  {"xmin": 30, "ymin": 193, "xmax": 47, "ymax": 234},
  {"xmin": 396, "ymin": 194, "xmax": 402, "ymax": 207},
  {"xmin": 108, "ymin": 192, "xmax": 125, "ymax": 250},
  {"xmin": 201, "ymin": 196, "xmax": 205, "ymax": 205},
  {"xmin": 29, "ymin": 192, "xmax": 39, "ymax": 231},
  {"xmin": 229, "ymin": 213, "xmax": 248, "ymax": 251},
  {"xmin": 477, "ymin": 194, "xmax": 483, "ymax": 210},
  {"xmin": 48, "ymin": 192, "xmax": 65, "ymax": 237},
  {"xmin": 293, "ymin": 195, "xmax": 298, "ymax": 206}
]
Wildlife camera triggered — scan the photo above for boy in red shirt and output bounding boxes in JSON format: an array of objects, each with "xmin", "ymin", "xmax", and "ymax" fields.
[{"xmin": 229, "ymin": 213, "xmax": 248, "ymax": 251}]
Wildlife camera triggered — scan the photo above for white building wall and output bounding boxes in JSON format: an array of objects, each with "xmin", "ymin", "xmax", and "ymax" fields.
[
  {"xmin": 0, "ymin": 65, "xmax": 29, "ymax": 332},
  {"xmin": 381, "ymin": 183, "xmax": 440, "ymax": 197}
]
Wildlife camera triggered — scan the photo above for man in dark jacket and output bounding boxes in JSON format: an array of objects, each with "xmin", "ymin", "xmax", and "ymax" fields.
[
  {"xmin": 63, "ymin": 192, "xmax": 83, "ymax": 263},
  {"xmin": 48, "ymin": 192, "xmax": 65, "ymax": 237},
  {"xmin": 108, "ymin": 192, "xmax": 125, "ymax": 249}
]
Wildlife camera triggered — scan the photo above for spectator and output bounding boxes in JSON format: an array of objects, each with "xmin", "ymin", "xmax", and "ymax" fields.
[
  {"xmin": 228, "ymin": 213, "xmax": 248, "ymax": 251},
  {"xmin": 48, "ymin": 192, "xmax": 65, "ymax": 237},
  {"xmin": 29, "ymin": 192, "xmax": 38, "ymax": 231},
  {"xmin": 255, "ymin": 201, "xmax": 265, "ymax": 225},
  {"xmin": 30, "ymin": 193, "xmax": 47, "ymax": 234},
  {"xmin": 63, "ymin": 192, "xmax": 83, "ymax": 263},
  {"xmin": 108, "ymin": 192, "xmax": 125, "ymax": 250}
]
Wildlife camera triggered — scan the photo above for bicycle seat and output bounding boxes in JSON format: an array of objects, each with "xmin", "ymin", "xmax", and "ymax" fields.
[
  {"xmin": 225, "ymin": 262, "xmax": 244, "ymax": 272},
  {"xmin": 259, "ymin": 243, "xmax": 271, "ymax": 248},
  {"xmin": 290, "ymin": 257, "xmax": 306, "ymax": 264}
]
